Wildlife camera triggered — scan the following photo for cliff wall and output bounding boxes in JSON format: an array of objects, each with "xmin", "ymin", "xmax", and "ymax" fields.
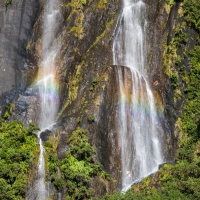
[
  {"xmin": 0, "ymin": 0, "xmax": 39, "ymax": 115},
  {"xmin": 0, "ymin": 0, "xmax": 196, "ymax": 198}
]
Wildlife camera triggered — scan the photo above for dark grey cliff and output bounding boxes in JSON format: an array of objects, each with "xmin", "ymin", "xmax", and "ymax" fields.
[{"xmin": 0, "ymin": 0, "xmax": 39, "ymax": 115}]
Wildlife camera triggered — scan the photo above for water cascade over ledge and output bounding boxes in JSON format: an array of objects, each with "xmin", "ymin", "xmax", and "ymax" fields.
[
  {"xmin": 112, "ymin": 0, "xmax": 165, "ymax": 191},
  {"xmin": 29, "ymin": 0, "xmax": 61, "ymax": 199}
]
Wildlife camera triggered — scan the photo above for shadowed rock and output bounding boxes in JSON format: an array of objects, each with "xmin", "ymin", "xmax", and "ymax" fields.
[{"xmin": 40, "ymin": 129, "xmax": 54, "ymax": 143}]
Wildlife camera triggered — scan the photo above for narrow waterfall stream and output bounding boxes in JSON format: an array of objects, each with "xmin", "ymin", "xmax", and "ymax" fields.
[
  {"xmin": 113, "ymin": 0, "xmax": 164, "ymax": 191},
  {"xmin": 35, "ymin": 0, "xmax": 60, "ymax": 199}
]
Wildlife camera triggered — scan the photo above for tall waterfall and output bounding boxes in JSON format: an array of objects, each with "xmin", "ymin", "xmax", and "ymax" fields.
[
  {"xmin": 35, "ymin": 0, "xmax": 60, "ymax": 199},
  {"xmin": 113, "ymin": 0, "xmax": 164, "ymax": 191}
]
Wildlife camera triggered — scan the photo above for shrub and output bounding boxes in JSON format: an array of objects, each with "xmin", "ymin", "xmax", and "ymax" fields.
[
  {"xmin": 54, "ymin": 178, "xmax": 64, "ymax": 191},
  {"xmin": 3, "ymin": 103, "xmax": 14, "ymax": 120},
  {"xmin": 0, "ymin": 120, "xmax": 38, "ymax": 199},
  {"xmin": 183, "ymin": 0, "xmax": 200, "ymax": 32},
  {"xmin": 60, "ymin": 128, "xmax": 109, "ymax": 199},
  {"xmin": 4, "ymin": 0, "xmax": 12, "ymax": 6},
  {"xmin": 88, "ymin": 115, "xmax": 95, "ymax": 123},
  {"xmin": 170, "ymin": 73, "xmax": 178, "ymax": 89},
  {"xmin": 89, "ymin": 78, "xmax": 99, "ymax": 91}
]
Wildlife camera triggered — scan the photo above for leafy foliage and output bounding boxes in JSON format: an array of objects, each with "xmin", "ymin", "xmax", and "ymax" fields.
[
  {"xmin": 0, "ymin": 0, "xmax": 12, "ymax": 6},
  {"xmin": 60, "ymin": 128, "xmax": 110, "ymax": 199},
  {"xmin": 63, "ymin": 0, "xmax": 86, "ymax": 10},
  {"xmin": 88, "ymin": 115, "xmax": 95, "ymax": 123},
  {"xmin": 170, "ymin": 73, "xmax": 178, "ymax": 89},
  {"xmin": 0, "ymin": 120, "xmax": 38, "ymax": 199},
  {"xmin": 3, "ymin": 103, "xmax": 14, "ymax": 120},
  {"xmin": 183, "ymin": 0, "xmax": 200, "ymax": 32},
  {"xmin": 166, "ymin": 0, "xmax": 176, "ymax": 6},
  {"xmin": 182, "ymin": 45, "xmax": 200, "ymax": 138},
  {"xmin": 44, "ymin": 136, "xmax": 61, "ymax": 193},
  {"xmin": 89, "ymin": 78, "xmax": 99, "ymax": 91}
]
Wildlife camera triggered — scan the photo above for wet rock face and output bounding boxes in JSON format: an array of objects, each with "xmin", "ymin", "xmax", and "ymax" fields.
[
  {"xmin": 40, "ymin": 129, "xmax": 54, "ymax": 142},
  {"xmin": 144, "ymin": 0, "xmax": 180, "ymax": 157},
  {"xmin": 0, "ymin": 0, "xmax": 39, "ymax": 115},
  {"xmin": 11, "ymin": 86, "xmax": 41, "ymax": 127}
]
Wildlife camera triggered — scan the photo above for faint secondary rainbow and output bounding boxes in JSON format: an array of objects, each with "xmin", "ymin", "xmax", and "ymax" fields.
[
  {"xmin": 30, "ymin": 73, "xmax": 60, "ymax": 105},
  {"xmin": 118, "ymin": 81, "xmax": 164, "ymax": 126}
]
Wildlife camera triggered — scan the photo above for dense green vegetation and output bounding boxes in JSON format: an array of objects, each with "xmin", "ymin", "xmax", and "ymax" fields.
[
  {"xmin": 45, "ymin": 128, "xmax": 110, "ymax": 200},
  {"xmin": 61, "ymin": 128, "xmax": 101, "ymax": 199},
  {"xmin": 183, "ymin": 0, "xmax": 200, "ymax": 32},
  {"xmin": 0, "ymin": 120, "xmax": 39, "ymax": 200}
]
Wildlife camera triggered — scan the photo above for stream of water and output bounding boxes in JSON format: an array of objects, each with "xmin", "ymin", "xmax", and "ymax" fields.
[
  {"xmin": 113, "ymin": 0, "xmax": 164, "ymax": 191},
  {"xmin": 35, "ymin": 0, "xmax": 60, "ymax": 199}
]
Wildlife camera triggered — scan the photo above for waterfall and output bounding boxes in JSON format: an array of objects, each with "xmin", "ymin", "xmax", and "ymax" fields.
[
  {"xmin": 37, "ymin": 138, "xmax": 46, "ymax": 199},
  {"xmin": 39, "ymin": 0, "xmax": 60, "ymax": 130},
  {"xmin": 35, "ymin": 0, "xmax": 60, "ymax": 199},
  {"xmin": 113, "ymin": 0, "xmax": 164, "ymax": 191}
]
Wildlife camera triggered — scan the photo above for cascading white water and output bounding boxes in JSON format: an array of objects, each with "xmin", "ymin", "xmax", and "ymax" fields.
[
  {"xmin": 35, "ymin": 0, "xmax": 60, "ymax": 199},
  {"xmin": 39, "ymin": 0, "xmax": 60, "ymax": 130},
  {"xmin": 113, "ymin": 0, "xmax": 164, "ymax": 191},
  {"xmin": 37, "ymin": 138, "xmax": 46, "ymax": 199}
]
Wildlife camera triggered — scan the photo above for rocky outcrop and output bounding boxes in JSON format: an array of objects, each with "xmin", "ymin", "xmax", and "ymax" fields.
[
  {"xmin": 54, "ymin": 0, "xmax": 122, "ymax": 192},
  {"xmin": 0, "ymin": 0, "xmax": 39, "ymax": 116}
]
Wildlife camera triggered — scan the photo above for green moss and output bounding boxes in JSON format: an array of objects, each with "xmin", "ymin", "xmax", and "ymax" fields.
[
  {"xmin": 77, "ymin": 116, "xmax": 82, "ymax": 124},
  {"xmin": 181, "ymin": 44, "xmax": 200, "ymax": 138},
  {"xmin": 163, "ymin": 26, "xmax": 187, "ymax": 77},
  {"xmin": 58, "ymin": 63, "xmax": 83, "ymax": 117},
  {"xmin": 4, "ymin": 0, "xmax": 12, "ymax": 6},
  {"xmin": 166, "ymin": 0, "xmax": 176, "ymax": 6},
  {"xmin": 89, "ymin": 77, "xmax": 99, "ymax": 91},
  {"xmin": 98, "ymin": 0, "xmax": 108, "ymax": 8},
  {"xmin": 63, "ymin": 0, "xmax": 86, "ymax": 10},
  {"xmin": 63, "ymin": 0, "xmax": 86, "ymax": 39},
  {"xmin": 3, "ymin": 103, "xmax": 14, "ymax": 120},
  {"xmin": 26, "ymin": 40, "xmax": 32, "ymax": 51},
  {"xmin": 67, "ymin": 12, "xmax": 84, "ymax": 39},
  {"xmin": 162, "ymin": 1, "xmax": 195, "ymax": 103},
  {"xmin": 88, "ymin": 115, "xmax": 95, "ymax": 123},
  {"xmin": 86, "ymin": 19, "xmax": 114, "ymax": 54}
]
